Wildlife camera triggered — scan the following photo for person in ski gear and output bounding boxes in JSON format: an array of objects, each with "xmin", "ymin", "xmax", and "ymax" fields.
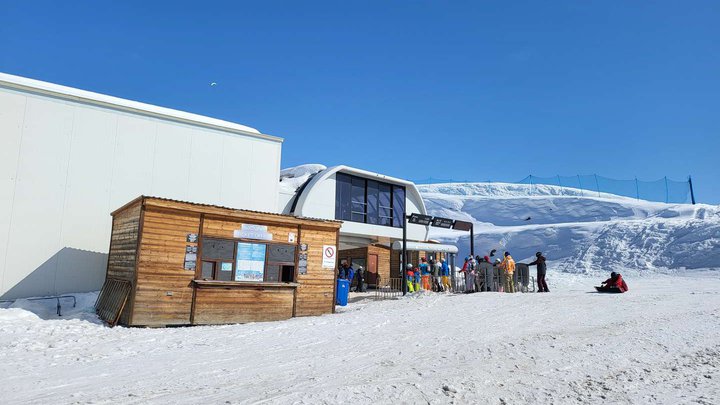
[
  {"xmin": 346, "ymin": 264, "xmax": 355, "ymax": 283},
  {"xmin": 355, "ymin": 266, "xmax": 365, "ymax": 292},
  {"xmin": 465, "ymin": 256, "xmax": 476, "ymax": 293},
  {"xmin": 431, "ymin": 259, "xmax": 442, "ymax": 291},
  {"xmin": 599, "ymin": 272, "xmax": 629, "ymax": 293},
  {"xmin": 405, "ymin": 264, "xmax": 415, "ymax": 293},
  {"xmin": 473, "ymin": 255, "xmax": 484, "ymax": 291},
  {"xmin": 528, "ymin": 252, "xmax": 549, "ymax": 292},
  {"xmin": 419, "ymin": 257, "xmax": 431, "ymax": 290},
  {"xmin": 413, "ymin": 264, "xmax": 422, "ymax": 292},
  {"xmin": 338, "ymin": 261, "xmax": 348, "ymax": 280},
  {"xmin": 499, "ymin": 252, "xmax": 516, "ymax": 293},
  {"xmin": 440, "ymin": 258, "xmax": 451, "ymax": 291},
  {"xmin": 494, "ymin": 258, "xmax": 503, "ymax": 292}
]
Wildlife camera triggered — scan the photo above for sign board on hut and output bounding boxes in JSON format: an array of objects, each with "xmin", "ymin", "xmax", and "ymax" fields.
[{"xmin": 322, "ymin": 245, "xmax": 336, "ymax": 269}]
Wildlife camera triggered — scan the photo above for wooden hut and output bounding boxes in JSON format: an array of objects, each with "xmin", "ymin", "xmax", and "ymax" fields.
[{"xmin": 96, "ymin": 196, "xmax": 342, "ymax": 327}]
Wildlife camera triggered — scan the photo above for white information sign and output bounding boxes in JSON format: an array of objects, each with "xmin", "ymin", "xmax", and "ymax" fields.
[{"xmin": 322, "ymin": 245, "xmax": 337, "ymax": 269}]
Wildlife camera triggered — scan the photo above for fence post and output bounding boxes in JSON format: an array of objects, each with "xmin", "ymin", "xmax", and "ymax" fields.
[
  {"xmin": 529, "ymin": 174, "xmax": 534, "ymax": 195},
  {"xmin": 557, "ymin": 175, "xmax": 563, "ymax": 195},
  {"xmin": 594, "ymin": 174, "xmax": 601, "ymax": 197},
  {"xmin": 577, "ymin": 174, "xmax": 584, "ymax": 196},
  {"xmin": 635, "ymin": 177, "xmax": 640, "ymax": 200},
  {"xmin": 664, "ymin": 176, "xmax": 669, "ymax": 203},
  {"xmin": 688, "ymin": 175, "xmax": 696, "ymax": 205}
]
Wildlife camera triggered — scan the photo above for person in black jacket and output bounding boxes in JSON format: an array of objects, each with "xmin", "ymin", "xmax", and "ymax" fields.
[{"xmin": 528, "ymin": 252, "xmax": 549, "ymax": 292}]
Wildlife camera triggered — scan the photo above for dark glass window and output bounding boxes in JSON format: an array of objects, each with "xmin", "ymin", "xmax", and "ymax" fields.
[
  {"xmin": 335, "ymin": 173, "xmax": 352, "ymax": 221},
  {"xmin": 351, "ymin": 177, "xmax": 366, "ymax": 223},
  {"xmin": 367, "ymin": 180, "xmax": 379, "ymax": 225},
  {"xmin": 392, "ymin": 187, "xmax": 406, "ymax": 227},
  {"xmin": 379, "ymin": 183, "xmax": 392, "ymax": 226},
  {"xmin": 334, "ymin": 173, "xmax": 405, "ymax": 228}
]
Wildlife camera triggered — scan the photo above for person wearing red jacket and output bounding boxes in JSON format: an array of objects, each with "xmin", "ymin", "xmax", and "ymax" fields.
[{"xmin": 600, "ymin": 272, "xmax": 629, "ymax": 293}]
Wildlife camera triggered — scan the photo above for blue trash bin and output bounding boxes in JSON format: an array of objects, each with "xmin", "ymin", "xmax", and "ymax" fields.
[{"xmin": 336, "ymin": 279, "xmax": 350, "ymax": 306}]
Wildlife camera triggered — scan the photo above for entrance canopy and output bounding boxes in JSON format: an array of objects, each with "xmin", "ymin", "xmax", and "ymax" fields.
[{"xmin": 391, "ymin": 241, "xmax": 458, "ymax": 254}]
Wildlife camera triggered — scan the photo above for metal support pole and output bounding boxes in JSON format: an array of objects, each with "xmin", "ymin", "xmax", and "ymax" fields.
[
  {"xmin": 594, "ymin": 174, "xmax": 601, "ymax": 197},
  {"xmin": 664, "ymin": 176, "xmax": 669, "ymax": 203},
  {"xmin": 557, "ymin": 175, "xmax": 563, "ymax": 195},
  {"xmin": 401, "ymin": 214, "xmax": 407, "ymax": 296},
  {"xmin": 577, "ymin": 174, "xmax": 584, "ymax": 197},
  {"xmin": 470, "ymin": 224, "xmax": 475, "ymax": 258},
  {"xmin": 450, "ymin": 253, "xmax": 456, "ymax": 292},
  {"xmin": 689, "ymin": 175, "xmax": 696, "ymax": 205},
  {"xmin": 635, "ymin": 177, "xmax": 640, "ymax": 200}
]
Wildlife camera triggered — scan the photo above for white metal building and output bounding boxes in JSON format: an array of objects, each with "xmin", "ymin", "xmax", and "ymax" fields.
[{"xmin": 0, "ymin": 72, "xmax": 282, "ymax": 299}]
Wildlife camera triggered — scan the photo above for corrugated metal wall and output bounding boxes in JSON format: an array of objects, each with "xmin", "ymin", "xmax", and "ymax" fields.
[{"xmin": 0, "ymin": 86, "xmax": 281, "ymax": 299}]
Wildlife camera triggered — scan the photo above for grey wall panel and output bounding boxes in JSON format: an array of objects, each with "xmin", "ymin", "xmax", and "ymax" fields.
[
  {"xmin": 219, "ymin": 135, "xmax": 254, "ymax": 208},
  {"xmin": 187, "ymin": 128, "xmax": 223, "ymax": 205},
  {"xmin": 0, "ymin": 91, "xmax": 26, "ymax": 295},
  {"xmin": 108, "ymin": 115, "xmax": 156, "ymax": 210},
  {"xmin": 249, "ymin": 139, "xmax": 281, "ymax": 212},
  {"xmin": 2, "ymin": 95, "xmax": 73, "ymax": 297},
  {"xmin": 151, "ymin": 121, "xmax": 193, "ymax": 201}
]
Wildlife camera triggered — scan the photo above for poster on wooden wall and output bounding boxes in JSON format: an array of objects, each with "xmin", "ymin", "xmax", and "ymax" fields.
[{"xmin": 235, "ymin": 242, "xmax": 266, "ymax": 281}]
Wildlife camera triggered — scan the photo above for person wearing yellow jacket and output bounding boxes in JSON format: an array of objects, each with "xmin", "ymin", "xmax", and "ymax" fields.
[{"xmin": 499, "ymin": 251, "xmax": 516, "ymax": 293}]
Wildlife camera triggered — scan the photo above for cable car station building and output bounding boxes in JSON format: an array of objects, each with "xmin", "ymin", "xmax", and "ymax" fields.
[{"xmin": 282, "ymin": 166, "xmax": 458, "ymax": 287}]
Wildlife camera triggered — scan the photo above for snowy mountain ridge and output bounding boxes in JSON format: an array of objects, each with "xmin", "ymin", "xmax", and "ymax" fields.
[
  {"xmin": 420, "ymin": 182, "xmax": 720, "ymax": 272},
  {"xmin": 279, "ymin": 165, "xmax": 720, "ymax": 273}
]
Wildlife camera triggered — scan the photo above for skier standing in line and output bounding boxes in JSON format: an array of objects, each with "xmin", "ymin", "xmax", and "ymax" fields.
[
  {"xmin": 527, "ymin": 252, "xmax": 549, "ymax": 293},
  {"xmin": 355, "ymin": 266, "xmax": 365, "ymax": 292},
  {"xmin": 431, "ymin": 258, "xmax": 442, "ymax": 291},
  {"xmin": 419, "ymin": 257, "xmax": 431, "ymax": 290},
  {"xmin": 405, "ymin": 264, "xmax": 415, "ymax": 293},
  {"xmin": 465, "ymin": 256, "xmax": 476, "ymax": 293},
  {"xmin": 499, "ymin": 252, "xmax": 516, "ymax": 293},
  {"xmin": 440, "ymin": 258, "xmax": 451, "ymax": 291}
]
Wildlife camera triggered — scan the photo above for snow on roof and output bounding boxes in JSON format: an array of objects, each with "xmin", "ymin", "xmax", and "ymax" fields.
[{"xmin": 0, "ymin": 72, "xmax": 280, "ymax": 142}]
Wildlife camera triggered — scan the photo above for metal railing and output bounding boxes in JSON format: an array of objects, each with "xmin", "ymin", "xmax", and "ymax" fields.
[
  {"xmin": 374, "ymin": 277, "xmax": 403, "ymax": 300},
  {"xmin": 0, "ymin": 295, "xmax": 77, "ymax": 316}
]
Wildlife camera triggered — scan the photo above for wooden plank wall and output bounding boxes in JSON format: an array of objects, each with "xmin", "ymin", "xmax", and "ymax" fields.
[
  {"xmin": 193, "ymin": 286, "xmax": 294, "ymax": 325},
  {"xmin": 132, "ymin": 206, "xmax": 201, "ymax": 326},
  {"xmin": 295, "ymin": 227, "xmax": 337, "ymax": 316},
  {"xmin": 107, "ymin": 200, "xmax": 141, "ymax": 282},
  {"xmin": 106, "ymin": 200, "xmax": 141, "ymax": 325}
]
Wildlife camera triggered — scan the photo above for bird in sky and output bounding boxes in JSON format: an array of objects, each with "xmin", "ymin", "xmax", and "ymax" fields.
[{"xmin": 210, "ymin": 82, "xmax": 217, "ymax": 87}]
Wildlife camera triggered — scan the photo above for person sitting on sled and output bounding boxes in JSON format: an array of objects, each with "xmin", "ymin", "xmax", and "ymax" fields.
[{"xmin": 599, "ymin": 272, "xmax": 629, "ymax": 293}]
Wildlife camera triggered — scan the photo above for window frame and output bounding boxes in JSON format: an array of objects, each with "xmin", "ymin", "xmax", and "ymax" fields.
[
  {"xmin": 196, "ymin": 236, "xmax": 298, "ymax": 284},
  {"xmin": 335, "ymin": 173, "xmax": 405, "ymax": 228}
]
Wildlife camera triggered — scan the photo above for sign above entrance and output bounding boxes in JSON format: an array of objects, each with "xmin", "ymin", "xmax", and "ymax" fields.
[
  {"xmin": 408, "ymin": 213, "xmax": 433, "ymax": 226},
  {"xmin": 322, "ymin": 245, "xmax": 337, "ymax": 268},
  {"xmin": 431, "ymin": 217, "xmax": 455, "ymax": 229},
  {"xmin": 452, "ymin": 220, "xmax": 473, "ymax": 232},
  {"xmin": 234, "ymin": 224, "xmax": 273, "ymax": 241}
]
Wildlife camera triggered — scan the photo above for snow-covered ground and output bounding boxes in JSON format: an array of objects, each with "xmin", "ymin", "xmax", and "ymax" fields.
[{"xmin": 1, "ymin": 272, "xmax": 719, "ymax": 404}]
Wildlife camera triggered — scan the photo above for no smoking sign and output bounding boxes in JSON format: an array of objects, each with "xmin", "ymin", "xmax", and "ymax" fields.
[{"xmin": 322, "ymin": 245, "xmax": 336, "ymax": 269}]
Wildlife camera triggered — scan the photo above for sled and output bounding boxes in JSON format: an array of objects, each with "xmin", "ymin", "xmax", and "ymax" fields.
[{"xmin": 594, "ymin": 286, "xmax": 623, "ymax": 293}]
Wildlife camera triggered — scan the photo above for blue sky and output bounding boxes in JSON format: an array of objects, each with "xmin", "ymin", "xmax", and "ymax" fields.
[{"xmin": 2, "ymin": 1, "xmax": 718, "ymax": 203}]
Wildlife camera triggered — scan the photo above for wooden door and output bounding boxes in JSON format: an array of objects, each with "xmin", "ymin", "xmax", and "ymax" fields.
[{"xmin": 367, "ymin": 254, "xmax": 378, "ymax": 285}]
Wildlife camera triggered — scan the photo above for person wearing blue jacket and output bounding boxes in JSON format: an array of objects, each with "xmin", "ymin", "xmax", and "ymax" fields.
[{"xmin": 440, "ymin": 258, "xmax": 451, "ymax": 291}]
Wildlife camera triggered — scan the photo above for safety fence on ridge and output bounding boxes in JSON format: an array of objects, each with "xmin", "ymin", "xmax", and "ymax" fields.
[{"xmin": 412, "ymin": 174, "xmax": 696, "ymax": 204}]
